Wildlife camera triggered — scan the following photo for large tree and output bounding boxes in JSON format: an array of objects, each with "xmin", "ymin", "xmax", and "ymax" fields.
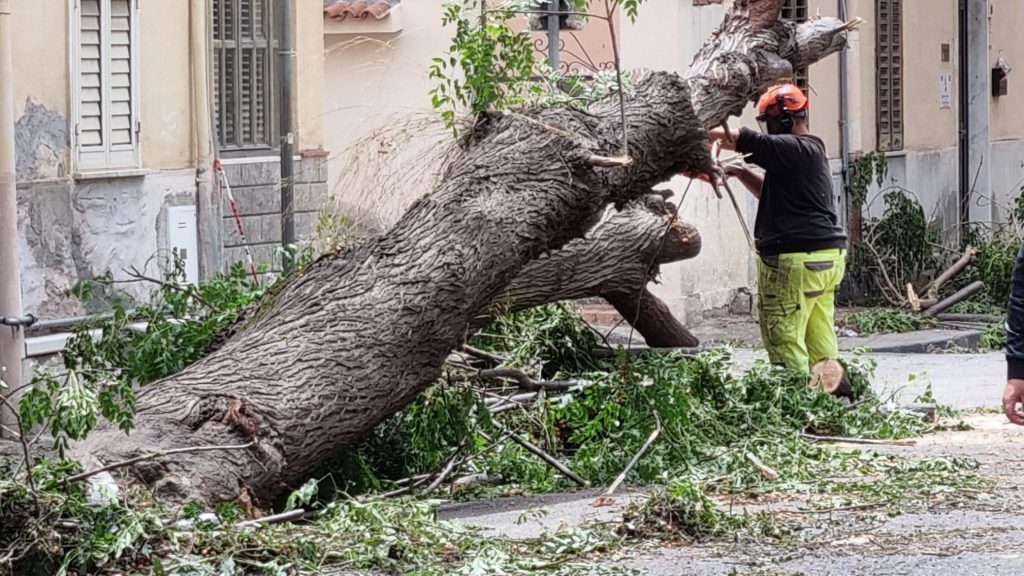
[{"xmin": 14, "ymin": 0, "xmax": 854, "ymax": 504}]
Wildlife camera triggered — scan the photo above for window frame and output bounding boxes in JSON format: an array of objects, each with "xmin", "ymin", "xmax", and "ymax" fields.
[
  {"xmin": 211, "ymin": 0, "xmax": 279, "ymax": 155},
  {"xmin": 70, "ymin": 0, "xmax": 142, "ymax": 173},
  {"xmin": 780, "ymin": 0, "xmax": 810, "ymax": 93}
]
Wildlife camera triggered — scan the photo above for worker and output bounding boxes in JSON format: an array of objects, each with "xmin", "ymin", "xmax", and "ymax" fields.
[
  {"xmin": 709, "ymin": 84, "xmax": 849, "ymax": 390},
  {"xmin": 1004, "ymin": 241, "xmax": 1024, "ymax": 425}
]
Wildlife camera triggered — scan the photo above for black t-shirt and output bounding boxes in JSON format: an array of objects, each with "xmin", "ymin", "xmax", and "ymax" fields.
[{"xmin": 735, "ymin": 127, "xmax": 848, "ymax": 256}]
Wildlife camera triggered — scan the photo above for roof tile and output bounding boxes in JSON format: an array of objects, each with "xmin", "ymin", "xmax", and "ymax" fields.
[{"xmin": 324, "ymin": 0, "xmax": 400, "ymax": 21}]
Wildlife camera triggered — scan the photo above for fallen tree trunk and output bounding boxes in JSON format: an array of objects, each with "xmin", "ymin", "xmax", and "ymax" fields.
[
  {"xmin": 61, "ymin": 0, "xmax": 851, "ymax": 504},
  {"xmin": 494, "ymin": 195, "xmax": 701, "ymax": 346}
]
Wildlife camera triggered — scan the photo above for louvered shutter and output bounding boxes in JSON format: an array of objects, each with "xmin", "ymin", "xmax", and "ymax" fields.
[
  {"xmin": 877, "ymin": 0, "xmax": 904, "ymax": 151},
  {"xmin": 213, "ymin": 0, "xmax": 275, "ymax": 151},
  {"xmin": 79, "ymin": 0, "xmax": 104, "ymax": 150},
  {"xmin": 75, "ymin": 0, "xmax": 139, "ymax": 170}
]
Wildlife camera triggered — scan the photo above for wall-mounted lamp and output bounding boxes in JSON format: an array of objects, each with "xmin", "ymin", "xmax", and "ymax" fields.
[{"xmin": 993, "ymin": 57, "xmax": 1012, "ymax": 97}]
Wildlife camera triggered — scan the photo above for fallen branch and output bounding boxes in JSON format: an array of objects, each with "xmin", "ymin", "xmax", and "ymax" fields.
[
  {"xmin": 923, "ymin": 281, "xmax": 985, "ymax": 317},
  {"xmin": 800, "ymin": 432, "xmax": 916, "ymax": 447},
  {"xmin": 605, "ymin": 414, "xmax": 661, "ymax": 496},
  {"xmin": 744, "ymin": 452, "xmax": 780, "ymax": 481},
  {"xmin": 459, "ymin": 344, "xmax": 506, "ymax": 366},
  {"xmin": 493, "ymin": 424, "xmax": 589, "ymax": 487},
  {"xmin": 236, "ymin": 509, "xmax": 306, "ymax": 528},
  {"xmin": 923, "ymin": 246, "xmax": 977, "ymax": 299},
  {"xmin": 65, "ymin": 440, "xmax": 257, "ymax": 484},
  {"xmin": 422, "ymin": 445, "xmax": 467, "ymax": 496},
  {"xmin": 935, "ymin": 313, "xmax": 1003, "ymax": 324},
  {"xmin": 0, "ymin": 395, "xmax": 39, "ymax": 512}
]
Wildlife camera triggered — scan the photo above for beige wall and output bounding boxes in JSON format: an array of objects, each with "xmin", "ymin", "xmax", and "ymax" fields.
[
  {"xmin": 296, "ymin": 0, "xmax": 325, "ymax": 151},
  {"xmin": 322, "ymin": 1, "xmax": 452, "ymax": 224},
  {"xmin": 140, "ymin": 0, "xmax": 192, "ymax": 170},
  {"xmin": 990, "ymin": 0, "xmax": 1024, "ymax": 142},
  {"xmin": 12, "ymin": 0, "xmax": 68, "ymax": 117},
  {"xmin": 900, "ymin": 0, "xmax": 957, "ymax": 150}
]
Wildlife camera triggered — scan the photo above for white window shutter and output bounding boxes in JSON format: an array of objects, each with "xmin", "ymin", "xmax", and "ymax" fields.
[{"xmin": 75, "ymin": 0, "xmax": 139, "ymax": 171}]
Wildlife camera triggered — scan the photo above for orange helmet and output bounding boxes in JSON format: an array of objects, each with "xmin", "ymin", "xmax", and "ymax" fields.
[{"xmin": 756, "ymin": 83, "xmax": 809, "ymax": 114}]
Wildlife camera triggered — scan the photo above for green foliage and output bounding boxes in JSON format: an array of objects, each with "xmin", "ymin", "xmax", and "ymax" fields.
[
  {"xmin": 428, "ymin": 1, "xmax": 646, "ymax": 132},
  {"xmin": 621, "ymin": 478, "xmax": 736, "ymax": 541},
  {"xmin": 473, "ymin": 302, "xmax": 602, "ymax": 376},
  {"xmin": 868, "ymin": 189, "xmax": 939, "ymax": 288},
  {"xmin": 17, "ymin": 259, "xmax": 267, "ymax": 453},
  {"xmin": 429, "ymin": 1, "xmax": 541, "ymax": 132},
  {"xmin": 841, "ymin": 308, "xmax": 937, "ymax": 335},
  {"xmin": 847, "ymin": 151, "xmax": 888, "ymax": 210},
  {"xmin": 980, "ymin": 323, "xmax": 1007, "ymax": 351}
]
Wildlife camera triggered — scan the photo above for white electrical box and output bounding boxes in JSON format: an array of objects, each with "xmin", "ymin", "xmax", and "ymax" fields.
[{"xmin": 167, "ymin": 205, "xmax": 199, "ymax": 285}]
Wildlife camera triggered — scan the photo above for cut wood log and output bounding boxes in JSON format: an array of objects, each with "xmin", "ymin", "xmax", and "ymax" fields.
[
  {"xmin": 49, "ymin": 0, "xmax": 853, "ymax": 505},
  {"xmin": 923, "ymin": 281, "xmax": 985, "ymax": 317}
]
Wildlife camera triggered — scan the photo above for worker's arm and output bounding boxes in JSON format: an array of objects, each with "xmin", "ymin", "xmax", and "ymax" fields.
[
  {"xmin": 1004, "ymin": 240, "xmax": 1024, "ymax": 425},
  {"xmin": 733, "ymin": 127, "xmax": 812, "ymax": 174},
  {"xmin": 724, "ymin": 165, "xmax": 764, "ymax": 199},
  {"xmin": 708, "ymin": 126, "xmax": 742, "ymax": 151}
]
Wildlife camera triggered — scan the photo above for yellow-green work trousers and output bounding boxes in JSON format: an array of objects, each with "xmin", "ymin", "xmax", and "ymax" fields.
[{"xmin": 756, "ymin": 248, "xmax": 846, "ymax": 371}]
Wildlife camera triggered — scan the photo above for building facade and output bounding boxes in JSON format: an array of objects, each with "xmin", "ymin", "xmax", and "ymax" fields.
[{"xmin": 12, "ymin": 0, "xmax": 329, "ymax": 323}]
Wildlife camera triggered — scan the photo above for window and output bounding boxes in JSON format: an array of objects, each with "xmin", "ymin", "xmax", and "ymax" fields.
[
  {"xmin": 876, "ymin": 0, "xmax": 903, "ymax": 151},
  {"xmin": 213, "ymin": 0, "xmax": 277, "ymax": 152},
  {"xmin": 780, "ymin": 0, "xmax": 809, "ymax": 93},
  {"xmin": 73, "ymin": 0, "xmax": 140, "ymax": 171}
]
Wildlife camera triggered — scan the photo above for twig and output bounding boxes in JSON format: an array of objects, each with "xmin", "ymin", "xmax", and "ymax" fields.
[
  {"xmin": 476, "ymin": 368, "xmax": 573, "ymax": 392},
  {"xmin": 604, "ymin": 0, "xmax": 629, "ymax": 156},
  {"xmin": 122, "ymin": 266, "xmax": 214, "ymax": 310},
  {"xmin": 800, "ymin": 432, "xmax": 916, "ymax": 447},
  {"xmin": 586, "ymin": 154, "xmax": 633, "ymax": 168},
  {"xmin": 605, "ymin": 413, "xmax": 661, "ymax": 496},
  {"xmin": 744, "ymin": 452, "xmax": 780, "ymax": 481},
  {"xmin": 422, "ymin": 452, "xmax": 466, "ymax": 496},
  {"xmin": 861, "ymin": 239, "xmax": 905, "ymax": 307},
  {"xmin": 719, "ymin": 176, "xmax": 756, "ymax": 251},
  {"xmin": 793, "ymin": 501, "xmax": 882, "ymax": 515},
  {"xmin": 0, "ymin": 395, "xmax": 39, "ymax": 512},
  {"xmin": 236, "ymin": 509, "xmax": 306, "ymax": 528},
  {"xmin": 459, "ymin": 344, "xmax": 506, "ymax": 366},
  {"xmin": 494, "ymin": 423, "xmax": 589, "ymax": 487},
  {"xmin": 64, "ymin": 440, "xmax": 256, "ymax": 484}
]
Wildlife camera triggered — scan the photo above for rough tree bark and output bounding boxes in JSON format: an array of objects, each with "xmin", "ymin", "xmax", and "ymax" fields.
[
  {"xmin": 494, "ymin": 195, "xmax": 702, "ymax": 346},
  {"xmin": 49, "ymin": 0, "xmax": 851, "ymax": 504}
]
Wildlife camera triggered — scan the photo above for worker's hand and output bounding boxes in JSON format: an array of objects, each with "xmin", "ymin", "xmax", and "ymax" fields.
[
  {"xmin": 679, "ymin": 170, "xmax": 722, "ymax": 186},
  {"xmin": 722, "ymin": 164, "xmax": 749, "ymax": 178},
  {"xmin": 1003, "ymin": 379, "xmax": 1024, "ymax": 425}
]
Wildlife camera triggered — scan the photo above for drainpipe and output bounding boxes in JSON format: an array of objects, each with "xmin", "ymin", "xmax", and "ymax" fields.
[
  {"xmin": 192, "ymin": 0, "xmax": 221, "ymax": 279},
  {"xmin": 960, "ymin": 0, "xmax": 991, "ymax": 229},
  {"xmin": 278, "ymin": 0, "xmax": 295, "ymax": 271},
  {"xmin": 546, "ymin": 1, "xmax": 560, "ymax": 71},
  {"xmin": 0, "ymin": 0, "xmax": 25, "ymax": 433},
  {"xmin": 838, "ymin": 0, "xmax": 852, "ymax": 233}
]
